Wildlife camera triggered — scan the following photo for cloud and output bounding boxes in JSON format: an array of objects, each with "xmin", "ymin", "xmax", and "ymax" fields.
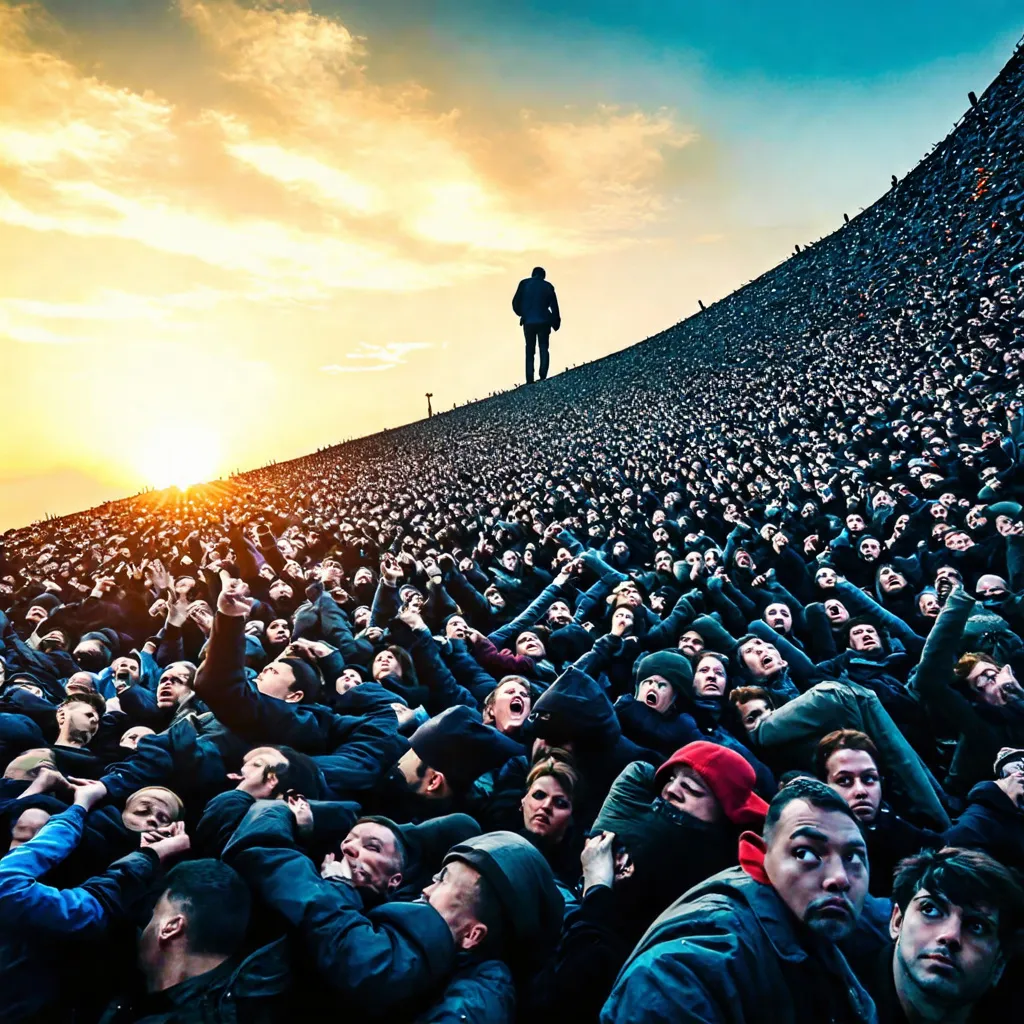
[
  {"xmin": 320, "ymin": 340, "xmax": 431, "ymax": 373},
  {"xmin": 0, "ymin": 0, "xmax": 701, "ymax": 310}
]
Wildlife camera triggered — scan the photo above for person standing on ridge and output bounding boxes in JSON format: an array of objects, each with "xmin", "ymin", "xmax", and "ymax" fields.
[{"xmin": 512, "ymin": 267, "xmax": 561, "ymax": 384}]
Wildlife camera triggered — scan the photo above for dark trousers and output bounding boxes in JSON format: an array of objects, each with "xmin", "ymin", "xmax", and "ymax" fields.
[{"xmin": 524, "ymin": 324, "xmax": 550, "ymax": 383}]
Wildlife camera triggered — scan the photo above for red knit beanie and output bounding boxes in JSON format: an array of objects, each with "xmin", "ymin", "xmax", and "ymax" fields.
[{"xmin": 655, "ymin": 741, "xmax": 768, "ymax": 828}]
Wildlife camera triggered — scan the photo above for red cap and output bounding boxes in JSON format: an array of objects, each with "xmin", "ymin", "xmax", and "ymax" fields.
[{"xmin": 655, "ymin": 741, "xmax": 768, "ymax": 828}]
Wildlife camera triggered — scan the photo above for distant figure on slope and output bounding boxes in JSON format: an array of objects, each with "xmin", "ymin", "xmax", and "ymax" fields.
[{"xmin": 512, "ymin": 267, "xmax": 561, "ymax": 384}]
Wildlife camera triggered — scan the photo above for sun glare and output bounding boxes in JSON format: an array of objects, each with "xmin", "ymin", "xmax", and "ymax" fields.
[{"xmin": 134, "ymin": 424, "xmax": 221, "ymax": 491}]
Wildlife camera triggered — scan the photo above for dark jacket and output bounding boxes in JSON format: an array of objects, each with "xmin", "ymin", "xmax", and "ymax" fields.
[
  {"xmin": 98, "ymin": 938, "xmax": 292, "ymax": 1024},
  {"xmin": 944, "ymin": 780, "xmax": 1024, "ymax": 871},
  {"xmin": 601, "ymin": 866, "xmax": 878, "ymax": 1023},
  {"xmin": 222, "ymin": 801, "xmax": 515, "ymax": 1021},
  {"xmin": 512, "ymin": 276, "xmax": 560, "ymax": 328}
]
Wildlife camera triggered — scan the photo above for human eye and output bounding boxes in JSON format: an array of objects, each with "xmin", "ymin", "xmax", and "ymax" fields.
[
  {"xmin": 864, "ymin": 773, "xmax": 879, "ymax": 785},
  {"xmin": 965, "ymin": 917, "xmax": 993, "ymax": 937},
  {"xmin": 918, "ymin": 900, "xmax": 941, "ymax": 918},
  {"xmin": 792, "ymin": 847, "xmax": 821, "ymax": 863}
]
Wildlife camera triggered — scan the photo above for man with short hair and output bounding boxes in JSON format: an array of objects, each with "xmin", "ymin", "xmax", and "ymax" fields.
[
  {"xmin": 99, "ymin": 859, "xmax": 290, "ymax": 1022},
  {"xmin": 602, "ymin": 778, "xmax": 876, "ymax": 1022},
  {"xmin": 225, "ymin": 804, "xmax": 561, "ymax": 1021},
  {"xmin": 512, "ymin": 267, "xmax": 561, "ymax": 384},
  {"xmin": 55, "ymin": 693, "xmax": 105, "ymax": 749},
  {"xmin": 868, "ymin": 847, "xmax": 1024, "ymax": 1023}
]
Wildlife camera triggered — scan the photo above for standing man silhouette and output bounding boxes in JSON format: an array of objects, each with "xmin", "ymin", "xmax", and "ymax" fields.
[{"xmin": 512, "ymin": 266, "xmax": 560, "ymax": 384}]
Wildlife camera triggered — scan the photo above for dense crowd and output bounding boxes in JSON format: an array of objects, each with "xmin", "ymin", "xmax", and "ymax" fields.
[{"xmin": 2, "ymin": 35, "xmax": 1024, "ymax": 1024}]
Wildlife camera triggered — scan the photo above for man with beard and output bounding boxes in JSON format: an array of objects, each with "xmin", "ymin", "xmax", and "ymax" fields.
[
  {"xmin": 602, "ymin": 778, "xmax": 875, "ymax": 1023},
  {"xmin": 869, "ymin": 847, "xmax": 1024, "ymax": 1023}
]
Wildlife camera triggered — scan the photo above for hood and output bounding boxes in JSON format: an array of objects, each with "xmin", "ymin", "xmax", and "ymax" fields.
[{"xmin": 530, "ymin": 666, "xmax": 621, "ymax": 747}]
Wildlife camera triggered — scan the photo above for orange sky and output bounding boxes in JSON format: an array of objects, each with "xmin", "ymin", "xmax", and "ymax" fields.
[{"xmin": 1, "ymin": 1, "xmax": 1019, "ymax": 530}]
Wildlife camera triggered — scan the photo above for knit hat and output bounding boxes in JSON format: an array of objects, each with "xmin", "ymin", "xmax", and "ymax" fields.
[
  {"xmin": 409, "ymin": 706, "xmax": 522, "ymax": 791},
  {"xmin": 655, "ymin": 741, "xmax": 768, "ymax": 827},
  {"xmin": 633, "ymin": 650, "xmax": 694, "ymax": 697},
  {"xmin": 397, "ymin": 813, "xmax": 481, "ymax": 897},
  {"xmin": 26, "ymin": 593, "xmax": 62, "ymax": 613},
  {"xmin": 993, "ymin": 746, "xmax": 1024, "ymax": 777},
  {"xmin": 279, "ymin": 658, "xmax": 322, "ymax": 704},
  {"xmin": 443, "ymin": 830, "xmax": 563, "ymax": 959},
  {"xmin": 274, "ymin": 745, "xmax": 324, "ymax": 800}
]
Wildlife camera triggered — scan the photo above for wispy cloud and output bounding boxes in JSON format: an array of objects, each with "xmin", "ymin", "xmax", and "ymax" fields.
[
  {"xmin": 0, "ymin": 0, "xmax": 699, "ymax": 305},
  {"xmin": 320, "ymin": 340, "xmax": 431, "ymax": 373}
]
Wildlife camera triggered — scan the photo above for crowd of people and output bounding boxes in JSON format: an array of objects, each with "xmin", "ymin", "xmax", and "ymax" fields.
[{"xmin": 1, "ymin": 35, "xmax": 1024, "ymax": 1024}]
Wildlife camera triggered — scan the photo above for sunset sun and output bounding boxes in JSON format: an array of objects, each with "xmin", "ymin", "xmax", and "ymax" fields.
[{"xmin": 134, "ymin": 424, "xmax": 221, "ymax": 491}]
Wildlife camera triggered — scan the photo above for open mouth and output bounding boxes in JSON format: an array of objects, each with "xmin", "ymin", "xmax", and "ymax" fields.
[
  {"xmin": 760, "ymin": 654, "xmax": 775, "ymax": 669},
  {"xmin": 644, "ymin": 692, "xmax": 659, "ymax": 707},
  {"xmin": 509, "ymin": 697, "xmax": 525, "ymax": 715}
]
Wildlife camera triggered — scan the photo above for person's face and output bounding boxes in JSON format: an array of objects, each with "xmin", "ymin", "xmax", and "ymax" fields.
[
  {"xmin": 233, "ymin": 746, "xmax": 286, "ymax": 798},
  {"xmin": 488, "ymin": 680, "xmax": 531, "ymax": 733},
  {"xmin": 826, "ymin": 749, "xmax": 882, "ymax": 824},
  {"xmin": 372, "ymin": 649, "xmax": 401, "ymax": 681},
  {"xmin": 353, "ymin": 567, "xmax": 374, "ymax": 588},
  {"xmin": 545, "ymin": 601, "xmax": 572, "ymax": 628},
  {"xmin": 977, "ymin": 580, "xmax": 1008, "ymax": 606},
  {"xmin": 353, "ymin": 606, "xmax": 371, "ymax": 629},
  {"xmin": 269, "ymin": 580, "xmax": 293, "ymax": 603},
  {"xmin": 846, "ymin": 515, "xmax": 865, "ymax": 533},
  {"xmin": 816, "ymin": 568, "xmax": 837, "ymax": 589},
  {"xmin": 660, "ymin": 764, "xmax": 723, "ymax": 823},
  {"xmin": 764, "ymin": 603, "xmax": 792, "ymax": 634},
  {"xmin": 255, "ymin": 660, "xmax": 300, "ymax": 702},
  {"xmin": 995, "ymin": 514, "xmax": 1017, "ymax": 537},
  {"xmin": 655, "ymin": 551, "xmax": 673, "ymax": 573},
  {"xmin": 738, "ymin": 698, "xmax": 771, "ymax": 733},
  {"xmin": 445, "ymin": 615, "xmax": 469, "ymax": 640},
  {"xmin": 678, "ymin": 630, "xmax": 704, "ymax": 656},
  {"xmin": 521, "ymin": 774, "xmax": 573, "ymax": 841},
  {"xmin": 156, "ymin": 663, "xmax": 192, "ymax": 709},
  {"xmin": 8, "ymin": 808, "xmax": 52, "ymax": 851},
  {"xmin": 57, "ymin": 700, "xmax": 101, "ymax": 745},
  {"xmin": 618, "ymin": 584, "xmax": 643, "ymax": 608},
  {"xmin": 122, "ymin": 790, "xmax": 179, "ymax": 832},
  {"xmin": 637, "ymin": 675, "xmax": 675, "ymax": 713},
  {"xmin": 704, "ymin": 549, "xmax": 719, "ymax": 569},
  {"xmin": 120, "ymin": 725, "xmax": 155, "ymax": 750},
  {"xmin": 2, "ymin": 748, "xmax": 57, "ymax": 781},
  {"xmin": 966, "ymin": 662, "xmax": 1004, "ymax": 706},
  {"xmin": 824, "ymin": 599, "xmax": 849, "ymax": 627},
  {"xmin": 763, "ymin": 799, "xmax": 868, "ymax": 942},
  {"xmin": 740, "ymin": 638, "xmax": 786, "ymax": 680},
  {"xmin": 890, "ymin": 890, "xmax": 1005, "ymax": 1010},
  {"xmin": 918, "ymin": 593, "xmax": 940, "ymax": 619},
  {"xmin": 735, "ymin": 550, "xmax": 753, "ymax": 570},
  {"xmin": 848, "ymin": 623, "xmax": 882, "ymax": 652},
  {"xmin": 421, "ymin": 860, "xmax": 487, "ymax": 951},
  {"xmin": 340, "ymin": 822, "xmax": 403, "ymax": 895},
  {"xmin": 485, "ymin": 586, "xmax": 506, "ymax": 610},
  {"xmin": 859, "ymin": 538, "xmax": 881, "ymax": 561},
  {"xmin": 610, "ymin": 607, "xmax": 634, "ymax": 634},
  {"xmin": 879, "ymin": 566, "xmax": 907, "ymax": 593},
  {"xmin": 694, "ymin": 655, "xmax": 727, "ymax": 697},
  {"xmin": 25, "ymin": 605, "xmax": 49, "ymax": 627},
  {"xmin": 501, "ymin": 550, "xmax": 520, "ymax": 573},
  {"xmin": 266, "ymin": 619, "xmax": 290, "ymax": 645},
  {"xmin": 335, "ymin": 668, "xmax": 364, "ymax": 694},
  {"xmin": 516, "ymin": 631, "xmax": 545, "ymax": 658}
]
